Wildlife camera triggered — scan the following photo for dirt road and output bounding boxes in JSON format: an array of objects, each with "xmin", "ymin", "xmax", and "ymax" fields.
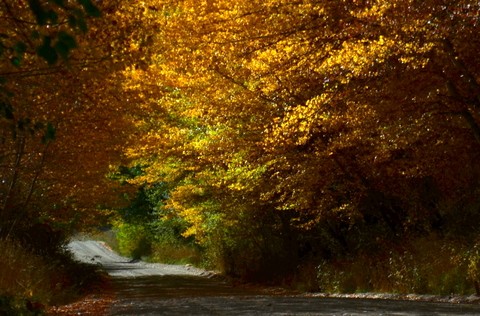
[{"xmin": 68, "ymin": 240, "xmax": 480, "ymax": 315}]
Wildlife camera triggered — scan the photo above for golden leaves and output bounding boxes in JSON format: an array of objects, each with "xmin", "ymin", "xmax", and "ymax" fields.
[
  {"xmin": 116, "ymin": 0, "xmax": 480, "ymax": 247},
  {"xmin": 266, "ymin": 94, "xmax": 331, "ymax": 147}
]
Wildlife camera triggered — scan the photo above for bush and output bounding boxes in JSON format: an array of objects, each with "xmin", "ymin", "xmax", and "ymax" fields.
[
  {"xmin": 114, "ymin": 222, "xmax": 151, "ymax": 259},
  {"xmin": 151, "ymin": 241, "xmax": 202, "ymax": 265},
  {"xmin": 111, "ymin": 219, "xmax": 202, "ymax": 265},
  {"xmin": 0, "ymin": 294, "xmax": 44, "ymax": 316},
  {"xmin": 198, "ymin": 209, "xmax": 301, "ymax": 282}
]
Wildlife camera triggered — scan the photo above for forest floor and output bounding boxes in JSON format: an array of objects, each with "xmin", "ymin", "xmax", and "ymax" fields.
[{"xmin": 48, "ymin": 240, "xmax": 480, "ymax": 315}]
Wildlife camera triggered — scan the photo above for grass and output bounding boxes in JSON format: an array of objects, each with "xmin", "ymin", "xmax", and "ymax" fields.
[
  {"xmin": 0, "ymin": 237, "xmax": 56, "ymax": 314},
  {"xmin": 0, "ymin": 237, "xmax": 106, "ymax": 315},
  {"xmin": 310, "ymin": 236, "xmax": 475, "ymax": 295},
  {"xmin": 150, "ymin": 242, "xmax": 202, "ymax": 265}
]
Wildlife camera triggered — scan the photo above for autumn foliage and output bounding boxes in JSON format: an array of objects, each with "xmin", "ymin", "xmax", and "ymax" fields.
[
  {"xmin": 118, "ymin": 0, "xmax": 480, "ymax": 291},
  {"xmin": 2, "ymin": 0, "xmax": 480, "ymax": 296},
  {"xmin": 0, "ymin": 0, "xmax": 140, "ymax": 237}
]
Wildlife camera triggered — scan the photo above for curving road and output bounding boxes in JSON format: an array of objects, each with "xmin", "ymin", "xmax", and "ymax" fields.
[
  {"xmin": 68, "ymin": 240, "xmax": 480, "ymax": 315},
  {"xmin": 67, "ymin": 240, "xmax": 211, "ymax": 278}
]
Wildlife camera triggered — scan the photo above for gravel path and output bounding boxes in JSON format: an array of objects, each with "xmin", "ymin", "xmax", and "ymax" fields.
[
  {"xmin": 67, "ymin": 240, "xmax": 480, "ymax": 316},
  {"xmin": 67, "ymin": 240, "xmax": 212, "ymax": 278}
]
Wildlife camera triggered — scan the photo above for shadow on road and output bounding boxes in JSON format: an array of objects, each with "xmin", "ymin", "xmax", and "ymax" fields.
[
  {"xmin": 111, "ymin": 275, "xmax": 260, "ymax": 299},
  {"xmin": 109, "ymin": 275, "xmax": 480, "ymax": 316}
]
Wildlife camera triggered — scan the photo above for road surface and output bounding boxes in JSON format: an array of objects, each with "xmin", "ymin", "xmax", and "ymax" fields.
[{"xmin": 67, "ymin": 240, "xmax": 480, "ymax": 315}]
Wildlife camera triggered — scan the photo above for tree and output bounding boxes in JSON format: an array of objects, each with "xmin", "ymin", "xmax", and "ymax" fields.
[
  {"xmin": 122, "ymin": 0, "xmax": 480, "ymax": 274},
  {"xmin": 0, "ymin": 0, "xmax": 156, "ymax": 240}
]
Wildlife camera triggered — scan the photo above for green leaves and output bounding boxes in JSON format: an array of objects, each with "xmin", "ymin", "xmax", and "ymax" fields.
[
  {"xmin": 0, "ymin": 100, "xmax": 14, "ymax": 120},
  {"xmin": 41, "ymin": 122, "xmax": 56, "ymax": 144},
  {"xmin": 28, "ymin": 0, "xmax": 100, "ymax": 26},
  {"xmin": 10, "ymin": 42, "xmax": 27, "ymax": 67},
  {"xmin": 0, "ymin": 35, "xmax": 28, "ymax": 67},
  {"xmin": 78, "ymin": 0, "xmax": 101, "ymax": 18},
  {"xmin": 28, "ymin": 0, "xmax": 59, "ymax": 25},
  {"xmin": 55, "ymin": 32, "xmax": 77, "ymax": 60},
  {"xmin": 28, "ymin": 0, "xmax": 48, "ymax": 25},
  {"xmin": 36, "ymin": 36, "xmax": 57, "ymax": 65},
  {"xmin": 22, "ymin": 0, "xmax": 101, "ymax": 65},
  {"xmin": 51, "ymin": 0, "xmax": 66, "ymax": 8},
  {"xmin": 35, "ymin": 32, "xmax": 77, "ymax": 65}
]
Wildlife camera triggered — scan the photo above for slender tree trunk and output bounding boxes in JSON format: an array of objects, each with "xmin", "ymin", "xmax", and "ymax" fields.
[
  {"xmin": 445, "ymin": 80, "xmax": 480, "ymax": 145},
  {"xmin": 23, "ymin": 142, "xmax": 50, "ymax": 209},
  {"xmin": 2, "ymin": 135, "xmax": 25, "ymax": 212},
  {"xmin": 442, "ymin": 39, "xmax": 480, "ymax": 145},
  {"xmin": 443, "ymin": 39, "xmax": 480, "ymax": 105}
]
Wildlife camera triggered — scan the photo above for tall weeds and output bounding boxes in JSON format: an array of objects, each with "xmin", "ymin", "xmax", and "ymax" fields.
[
  {"xmin": 312, "ymin": 236, "xmax": 475, "ymax": 295},
  {"xmin": 0, "ymin": 238, "xmax": 104, "ymax": 315},
  {"xmin": 0, "ymin": 237, "xmax": 55, "ymax": 313}
]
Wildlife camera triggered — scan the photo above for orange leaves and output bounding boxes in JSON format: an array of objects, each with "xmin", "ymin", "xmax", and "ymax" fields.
[
  {"xmin": 0, "ymin": 1, "xmax": 162, "ymax": 230},
  {"xmin": 112, "ymin": 0, "xmax": 480, "ymax": 256}
]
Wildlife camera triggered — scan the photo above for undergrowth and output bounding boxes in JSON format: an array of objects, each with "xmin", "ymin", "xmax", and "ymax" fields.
[
  {"xmin": 0, "ymin": 238, "xmax": 105, "ymax": 315},
  {"xmin": 94, "ymin": 225, "xmax": 202, "ymax": 266},
  {"xmin": 94, "ymin": 224, "xmax": 479, "ymax": 297},
  {"xmin": 294, "ymin": 235, "xmax": 478, "ymax": 296}
]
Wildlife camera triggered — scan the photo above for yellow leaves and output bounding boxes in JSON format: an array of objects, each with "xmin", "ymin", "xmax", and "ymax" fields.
[
  {"xmin": 166, "ymin": 182, "xmax": 225, "ymax": 241},
  {"xmin": 350, "ymin": 0, "xmax": 397, "ymax": 19},
  {"xmin": 247, "ymin": 37, "xmax": 312, "ymax": 94},
  {"xmin": 248, "ymin": 56, "xmax": 270, "ymax": 73},
  {"xmin": 123, "ymin": 66, "xmax": 142, "ymax": 82},
  {"xmin": 267, "ymin": 94, "xmax": 332, "ymax": 147},
  {"xmin": 112, "ymin": 0, "xmax": 479, "ymax": 248},
  {"xmin": 221, "ymin": 153, "xmax": 267, "ymax": 192},
  {"xmin": 168, "ymin": 185, "xmax": 204, "ymax": 238},
  {"xmin": 253, "ymin": 39, "xmax": 308, "ymax": 67},
  {"xmin": 378, "ymin": 35, "xmax": 386, "ymax": 46},
  {"xmin": 398, "ymin": 40, "xmax": 435, "ymax": 68},
  {"xmin": 320, "ymin": 36, "xmax": 395, "ymax": 83},
  {"xmin": 129, "ymin": 42, "xmax": 140, "ymax": 53}
]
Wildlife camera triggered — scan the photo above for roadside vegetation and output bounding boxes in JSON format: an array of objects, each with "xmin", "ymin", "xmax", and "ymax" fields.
[
  {"xmin": 94, "ymin": 180, "xmax": 203, "ymax": 266},
  {"xmin": 0, "ymin": 1, "xmax": 112, "ymax": 314},
  {"xmin": 0, "ymin": 237, "xmax": 106, "ymax": 315},
  {"xmin": 102, "ymin": 191, "xmax": 480, "ymax": 296}
]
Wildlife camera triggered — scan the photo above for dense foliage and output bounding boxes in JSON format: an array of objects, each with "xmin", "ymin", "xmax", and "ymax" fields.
[
  {"xmin": 2, "ymin": 0, "xmax": 480, "ymax": 298},
  {"xmin": 0, "ymin": 0, "xmax": 137, "ymax": 237},
  {"xmin": 0, "ymin": 0, "xmax": 134, "ymax": 313},
  {"xmin": 120, "ymin": 0, "xmax": 480, "ymax": 292}
]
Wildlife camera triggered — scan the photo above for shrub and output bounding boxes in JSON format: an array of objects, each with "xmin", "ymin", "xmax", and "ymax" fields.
[
  {"xmin": 114, "ymin": 222, "xmax": 151, "ymax": 259},
  {"xmin": 151, "ymin": 242, "xmax": 202, "ymax": 265},
  {"xmin": 111, "ymin": 219, "xmax": 202, "ymax": 265}
]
